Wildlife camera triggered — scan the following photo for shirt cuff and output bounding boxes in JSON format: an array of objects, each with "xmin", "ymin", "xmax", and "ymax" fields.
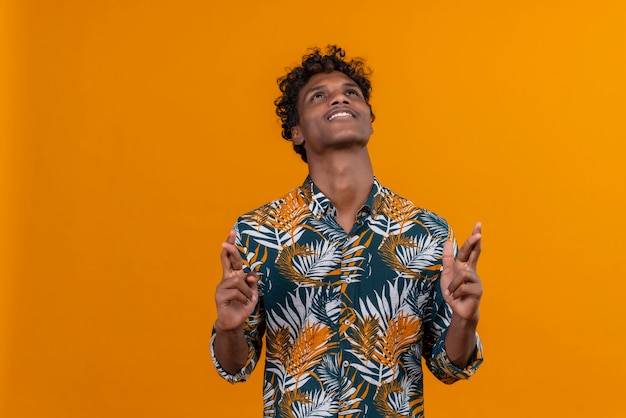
[
  {"xmin": 209, "ymin": 327, "xmax": 257, "ymax": 384},
  {"xmin": 433, "ymin": 331, "xmax": 484, "ymax": 383}
]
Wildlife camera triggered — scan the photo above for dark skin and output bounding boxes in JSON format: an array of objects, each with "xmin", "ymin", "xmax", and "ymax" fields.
[
  {"xmin": 214, "ymin": 71, "xmax": 483, "ymax": 373},
  {"xmin": 441, "ymin": 222, "xmax": 482, "ymax": 367},
  {"xmin": 213, "ymin": 230, "xmax": 259, "ymax": 374},
  {"xmin": 290, "ymin": 71, "xmax": 374, "ymax": 233}
]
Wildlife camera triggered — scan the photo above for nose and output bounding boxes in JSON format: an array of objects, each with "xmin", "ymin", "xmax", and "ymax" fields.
[{"xmin": 330, "ymin": 91, "xmax": 350, "ymax": 105}]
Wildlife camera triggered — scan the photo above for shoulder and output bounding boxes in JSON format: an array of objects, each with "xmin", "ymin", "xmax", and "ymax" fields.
[
  {"xmin": 237, "ymin": 186, "xmax": 306, "ymax": 222},
  {"xmin": 377, "ymin": 182, "xmax": 451, "ymax": 240}
]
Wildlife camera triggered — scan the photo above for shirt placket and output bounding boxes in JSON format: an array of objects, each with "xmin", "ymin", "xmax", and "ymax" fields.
[{"xmin": 335, "ymin": 207, "xmax": 372, "ymax": 408}]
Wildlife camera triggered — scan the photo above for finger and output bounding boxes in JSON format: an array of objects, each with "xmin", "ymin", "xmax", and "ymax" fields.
[
  {"xmin": 246, "ymin": 271, "xmax": 261, "ymax": 286},
  {"xmin": 225, "ymin": 229, "xmax": 237, "ymax": 244},
  {"xmin": 220, "ymin": 245, "xmax": 241, "ymax": 274},
  {"xmin": 219, "ymin": 246, "xmax": 231, "ymax": 274},
  {"xmin": 219, "ymin": 230, "xmax": 239, "ymax": 273},
  {"xmin": 245, "ymin": 272, "xmax": 260, "ymax": 303},
  {"xmin": 457, "ymin": 230, "xmax": 481, "ymax": 264},
  {"xmin": 472, "ymin": 222, "xmax": 482, "ymax": 236},
  {"xmin": 217, "ymin": 274, "xmax": 255, "ymax": 302},
  {"xmin": 442, "ymin": 239, "xmax": 455, "ymax": 272},
  {"xmin": 221, "ymin": 241, "xmax": 243, "ymax": 273},
  {"xmin": 467, "ymin": 236, "xmax": 482, "ymax": 270},
  {"xmin": 216, "ymin": 287, "xmax": 255, "ymax": 306},
  {"xmin": 449, "ymin": 280, "xmax": 483, "ymax": 300},
  {"xmin": 447, "ymin": 268, "xmax": 480, "ymax": 296},
  {"xmin": 446, "ymin": 268, "xmax": 467, "ymax": 296},
  {"xmin": 467, "ymin": 223, "xmax": 482, "ymax": 270},
  {"xmin": 440, "ymin": 240, "xmax": 454, "ymax": 290}
]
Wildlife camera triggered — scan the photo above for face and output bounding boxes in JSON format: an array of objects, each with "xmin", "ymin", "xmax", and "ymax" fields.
[{"xmin": 291, "ymin": 71, "xmax": 373, "ymax": 158}]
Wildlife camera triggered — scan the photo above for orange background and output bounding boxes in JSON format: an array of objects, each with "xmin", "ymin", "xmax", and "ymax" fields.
[{"xmin": 2, "ymin": 1, "xmax": 626, "ymax": 417}]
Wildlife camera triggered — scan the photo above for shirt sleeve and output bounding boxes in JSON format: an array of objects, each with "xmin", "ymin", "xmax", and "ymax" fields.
[
  {"xmin": 422, "ymin": 236, "xmax": 484, "ymax": 384},
  {"xmin": 209, "ymin": 322, "xmax": 262, "ymax": 384},
  {"xmin": 209, "ymin": 222, "xmax": 266, "ymax": 384},
  {"xmin": 429, "ymin": 327, "xmax": 483, "ymax": 383}
]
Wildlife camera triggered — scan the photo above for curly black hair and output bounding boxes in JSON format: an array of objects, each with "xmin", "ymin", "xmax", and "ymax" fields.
[{"xmin": 275, "ymin": 45, "xmax": 375, "ymax": 163}]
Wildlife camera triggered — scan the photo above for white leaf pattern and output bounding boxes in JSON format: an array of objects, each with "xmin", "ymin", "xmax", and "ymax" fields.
[
  {"xmin": 291, "ymin": 240, "xmax": 341, "ymax": 281},
  {"xmin": 212, "ymin": 177, "xmax": 484, "ymax": 418}
]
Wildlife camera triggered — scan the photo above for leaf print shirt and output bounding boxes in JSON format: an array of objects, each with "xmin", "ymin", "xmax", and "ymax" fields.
[{"xmin": 211, "ymin": 176, "xmax": 483, "ymax": 418}]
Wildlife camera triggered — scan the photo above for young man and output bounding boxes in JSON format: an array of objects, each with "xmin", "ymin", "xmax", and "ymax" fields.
[{"xmin": 211, "ymin": 45, "xmax": 483, "ymax": 417}]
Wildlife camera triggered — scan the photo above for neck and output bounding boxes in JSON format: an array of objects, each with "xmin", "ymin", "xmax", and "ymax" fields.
[{"xmin": 307, "ymin": 147, "xmax": 374, "ymax": 222}]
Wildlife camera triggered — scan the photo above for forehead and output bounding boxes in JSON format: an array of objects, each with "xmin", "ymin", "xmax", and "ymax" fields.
[{"xmin": 299, "ymin": 71, "xmax": 359, "ymax": 96}]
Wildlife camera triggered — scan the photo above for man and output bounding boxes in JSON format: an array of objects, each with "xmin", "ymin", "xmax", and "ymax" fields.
[{"xmin": 211, "ymin": 45, "xmax": 483, "ymax": 417}]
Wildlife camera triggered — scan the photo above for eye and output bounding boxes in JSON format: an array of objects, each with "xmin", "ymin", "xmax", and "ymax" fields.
[
  {"xmin": 346, "ymin": 89, "xmax": 360, "ymax": 97},
  {"xmin": 311, "ymin": 92, "xmax": 325, "ymax": 101}
]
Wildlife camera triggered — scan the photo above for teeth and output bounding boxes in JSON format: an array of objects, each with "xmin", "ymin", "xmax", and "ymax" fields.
[{"xmin": 328, "ymin": 112, "xmax": 353, "ymax": 121}]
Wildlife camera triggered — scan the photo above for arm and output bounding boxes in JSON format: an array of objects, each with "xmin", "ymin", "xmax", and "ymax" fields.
[
  {"xmin": 213, "ymin": 230, "xmax": 259, "ymax": 375},
  {"xmin": 441, "ymin": 223, "xmax": 483, "ymax": 368}
]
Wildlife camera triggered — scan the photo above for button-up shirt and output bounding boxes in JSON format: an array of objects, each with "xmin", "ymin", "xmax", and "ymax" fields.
[{"xmin": 211, "ymin": 177, "xmax": 483, "ymax": 417}]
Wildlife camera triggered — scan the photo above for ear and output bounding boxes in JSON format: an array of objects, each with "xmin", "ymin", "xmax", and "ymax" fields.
[{"xmin": 291, "ymin": 126, "xmax": 304, "ymax": 145}]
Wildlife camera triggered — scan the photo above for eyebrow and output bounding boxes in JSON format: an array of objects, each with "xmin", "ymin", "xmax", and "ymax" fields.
[{"xmin": 303, "ymin": 82, "xmax": 361, "ymax": 97}]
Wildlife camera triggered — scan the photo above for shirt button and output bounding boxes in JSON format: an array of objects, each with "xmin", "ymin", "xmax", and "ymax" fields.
[
  {"xmin": 342, "ymin": 361, "xmax": 349, "ymax": 368},
  {"xmin": 344, "ymin": 319, "xmax": 351, "ymax": 326},
  {"xmin": 345, "ymin": 278, "xmax": 352, "ymax": 283}
]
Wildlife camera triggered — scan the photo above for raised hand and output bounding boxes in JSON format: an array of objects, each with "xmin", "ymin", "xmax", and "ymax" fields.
[
  {"xmin": 441, "ymin": 223, "xmax": 483, "ymax": 322},
  {"xmin": 214, "ymin": 230, "xmax": 259, "ymax": 333}
]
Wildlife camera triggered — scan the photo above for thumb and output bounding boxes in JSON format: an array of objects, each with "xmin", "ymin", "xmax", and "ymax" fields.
[
  {"xmin": 441, "ymin": 240, "xmax": 454, "ymax": 290},
  {"xmin": 246, "ymin": 272, "xmax": 260, "ymax": 302},
  {"xmin": 442, "ymin": 239, "xmax": 455, "ymax": 272}
]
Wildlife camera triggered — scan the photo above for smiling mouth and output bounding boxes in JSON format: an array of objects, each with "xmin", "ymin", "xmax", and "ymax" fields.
[{"xmin": 327, "ymin": 111, "xmax": 355, "ymax": 121}]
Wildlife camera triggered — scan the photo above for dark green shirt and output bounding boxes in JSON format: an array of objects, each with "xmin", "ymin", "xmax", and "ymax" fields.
[{"xmin": 211, "ymin": 177, "xmax": 483, "ymax": 417}]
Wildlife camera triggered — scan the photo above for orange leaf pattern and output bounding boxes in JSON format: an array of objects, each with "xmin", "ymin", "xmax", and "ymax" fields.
[{"xmin": 211, "ymin": 177, "xmax": 483, "ymax": 417}]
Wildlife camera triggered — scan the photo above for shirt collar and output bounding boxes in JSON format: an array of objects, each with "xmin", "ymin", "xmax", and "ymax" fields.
[{"xmin": 300, "ymin": 176, "xmax": 385, "ymax": 218}]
